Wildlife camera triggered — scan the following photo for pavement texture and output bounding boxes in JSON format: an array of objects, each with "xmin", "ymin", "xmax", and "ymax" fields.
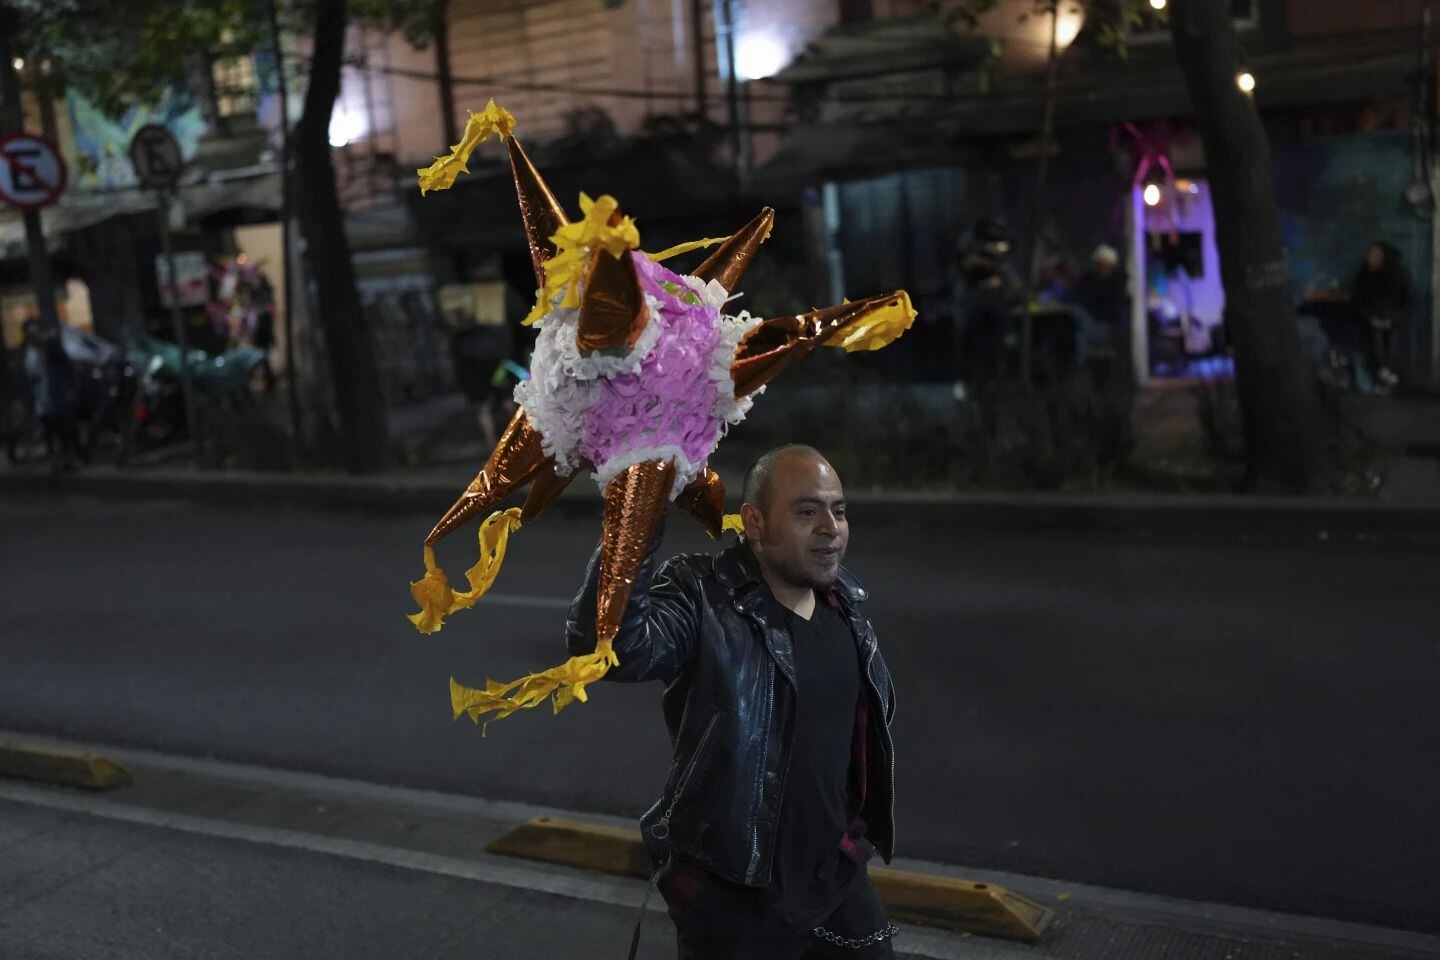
[
  {"xmin": 3, "ymin": 743, "xmax": 1436, "ymax": 960},
  {"xmin": 1, "ymin": 494, "xmax": 1438, "ymax": 938}
]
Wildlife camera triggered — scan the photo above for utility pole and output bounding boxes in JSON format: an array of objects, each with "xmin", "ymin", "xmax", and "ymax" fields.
[
  {"xmin": 0, "ymin": 5, "xmax": 62, "ymax": 336},
  {"xmin": 717, "ymin": 0, "xmax": 742, "ymax": 174},
  {"xmin": 267, "ymin": 0, "xmax": 304, "ymax": 451},
  {"xmin": 1021, "ymin": 0, "xmax": 1063, "ymax": 390},
  {"xmin": 690, "ymin": 0, "xmax": 707, "ymax": 122}
]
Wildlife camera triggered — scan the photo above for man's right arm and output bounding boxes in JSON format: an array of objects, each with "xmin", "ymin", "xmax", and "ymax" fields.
[{"xmin": 565, "ymin": 518, "xmax": 700, "ymax": 684}]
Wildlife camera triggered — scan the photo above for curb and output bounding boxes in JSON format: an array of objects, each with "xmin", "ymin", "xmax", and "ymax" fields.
[
  {"xmin": 5, "ymin": 467, "xmax": 1440, "ymax": 541},
  {"xmin": 0, "ymin": 741, "xmax": 133, "ymax": 791},
  {"xmin": 487, "ymin": 816, "xmax": 1053, "ymax": 943}
]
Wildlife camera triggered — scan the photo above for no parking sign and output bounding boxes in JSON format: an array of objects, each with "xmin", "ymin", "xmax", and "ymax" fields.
[{"xmin": 0, "ymin": 134, "xmax": 67, "ymax": 211}]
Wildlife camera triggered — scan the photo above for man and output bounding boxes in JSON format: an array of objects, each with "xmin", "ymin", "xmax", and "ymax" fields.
[
  {"xmin": 566, "ymin": 445, "xmax": 899, "ymax": 959},
  {"xmin": 952, "ymin": 217, "xmax": 1018, "ymax": 399}
]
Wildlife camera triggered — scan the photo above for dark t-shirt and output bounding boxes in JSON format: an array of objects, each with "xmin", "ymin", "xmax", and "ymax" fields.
[{"xmin": 664, "ymin": 588, "xmax": 865, "ymax": 937}]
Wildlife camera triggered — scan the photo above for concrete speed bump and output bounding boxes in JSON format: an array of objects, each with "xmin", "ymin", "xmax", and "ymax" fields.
[
  {"xmin": 870, "ymin": 866, "xmax": 1052, "ymax": 942},
  {"xmin": 487, "ymin": 816, "xmax": 1053, "ymax": 943},
  {"xmin": 0, "ymin": 741, "xmax": 133, "ymax": 791},
  {"xmin": 487, "ymin": 816, "xmax": 654, "ymax": 880}
]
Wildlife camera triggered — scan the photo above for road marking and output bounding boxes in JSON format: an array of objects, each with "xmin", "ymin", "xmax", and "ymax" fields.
[
  {"xmin": 3, "ymin": 732, "xmax": 1437, "ymax": 959},
  {"xmin": 0, "ymin": 778, "xmax": 656, "ymax": 909},
  {"xmin": 0, "ymin": 780, "xmax": 990, "ymax": 960},
  {"xmin": 476, "ymin": 593, "xmax": 573, "ymax": 611}
]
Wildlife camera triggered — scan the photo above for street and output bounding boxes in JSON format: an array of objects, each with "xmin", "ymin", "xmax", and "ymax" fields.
[{"xmin": 2, "ymin": 494, "xmax": 1437, "ymax": 936}]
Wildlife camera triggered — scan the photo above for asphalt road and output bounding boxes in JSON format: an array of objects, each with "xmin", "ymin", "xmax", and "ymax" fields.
[
  {"xmin": 0, "ymin": 797, "xmax": 684, "ymax": 960},
  {"xmin": 1, "ymin": 495, "xmax": 1437, "ymax": 933}
]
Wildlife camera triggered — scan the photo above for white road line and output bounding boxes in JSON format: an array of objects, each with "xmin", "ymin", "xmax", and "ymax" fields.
[
  {"xmin": 0, "ymin": 780, "xmax": 987, "ymax": 960},
  {"xmin": 0, "ymin": 734, "xmax": 637, "ymax": 831},
  {"xmin": 469, "ymin": 593, "xmax": 573, "ymax": 610},
  {"xmin": 0, "ymin": 778, "xmax": 655, "ymax": 910},
  {"xmin": 2, "ymin": 732, "xmax": 1436, "ymax": 959}
]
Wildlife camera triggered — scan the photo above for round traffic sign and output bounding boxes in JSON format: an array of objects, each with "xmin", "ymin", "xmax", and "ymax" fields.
[
  {"xmin": 0, "ymin": 134, "xmax": 67, "ymax": 211},
  {"xmin": 129, "ymin": 124, "xmax": 184, "ymax": 190}
]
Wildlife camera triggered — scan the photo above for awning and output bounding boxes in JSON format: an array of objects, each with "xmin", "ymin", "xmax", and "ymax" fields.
[{"xmin": 0, "ymin": 168, "xmax": 281, "ymax": 261}]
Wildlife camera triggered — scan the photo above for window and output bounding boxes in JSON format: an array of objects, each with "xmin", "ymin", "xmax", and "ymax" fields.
[{"xmin": 212, "ymin": 52, "xmax": 258, "ymax": 119}]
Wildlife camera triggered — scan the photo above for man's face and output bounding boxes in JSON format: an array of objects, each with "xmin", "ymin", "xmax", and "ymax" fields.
[{"xmin": 744, "ymin": 453, "xmax": 849, "ymax": 590}]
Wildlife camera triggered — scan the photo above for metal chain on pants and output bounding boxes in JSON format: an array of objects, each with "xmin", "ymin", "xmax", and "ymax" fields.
[{"xmin": 812, "ymin": 922, "xmax": 900, "ymax": 950}]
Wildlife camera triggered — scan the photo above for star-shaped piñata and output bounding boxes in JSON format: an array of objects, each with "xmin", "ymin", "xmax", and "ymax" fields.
[{"xmin": 408, "ymin": 100, "xmax": 916, "ymax": 729}]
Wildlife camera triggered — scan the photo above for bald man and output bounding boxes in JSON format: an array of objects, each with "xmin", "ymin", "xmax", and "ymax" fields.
[{"xmin": 566, "ymin": 445, "xmax": 899, "ymax": 958}]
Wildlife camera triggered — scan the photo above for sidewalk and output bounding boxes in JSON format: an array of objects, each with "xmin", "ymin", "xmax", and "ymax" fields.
[
  {"xmin": 5, "ymin": 455, "xmax": 1440, "ymax": 542},
  {"xmin": 1, "ymin": 734, "xmax": 1435, "ymax": 960}
]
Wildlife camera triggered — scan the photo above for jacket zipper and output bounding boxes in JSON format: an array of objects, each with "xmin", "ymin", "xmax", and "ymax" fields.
[
  {"xmin": 651, "ymin": 711, "xmax": 720, "ymax": 840},
  {"xmin": 862, "ymin": 621, "xmax": 897, "ymax": 860},
  {"xmin": 748, "ymin": 659, "xmax": 778, "ymax": 880}
]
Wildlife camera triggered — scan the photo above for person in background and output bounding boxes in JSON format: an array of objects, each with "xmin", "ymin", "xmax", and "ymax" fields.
[
  {"xmin": 442, "ymin": 260, "xmax": 519, "ymax": 449},
  {"xmin": 952, "ymin": 217, "xmax": 1018, "ymax": 405},
  {"xmin": 251, "ymin": 270, "xmax": 278, "ymax": 392},
  {"xmin": 1351, "ymin": 242, "xmax": 1411, "ymax": 391},
  {"xmin": 1072, "ymin": 245, "xmax": 1128, "ymax": 337},
  {"xmin": 1069, "ymin": 244, "xmax": 1135, "ymax": 464},
  {"xmin": 19, "ymin": 320, "xmax": 83, "ymax": 468}
]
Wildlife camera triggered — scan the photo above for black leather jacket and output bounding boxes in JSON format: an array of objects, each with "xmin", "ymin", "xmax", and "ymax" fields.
[{"xmin": 566, "ymin": 525, "xmax": 897, "ymax": 887}]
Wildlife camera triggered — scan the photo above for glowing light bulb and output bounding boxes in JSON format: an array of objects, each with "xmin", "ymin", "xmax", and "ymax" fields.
[
  {"xmin": 1143, "ymin": 184, "xmax": 1162, "ymax": 207},
  {"xmin": 1149, "ymin": 0, "xmax": 1166, "ymax": 10},
  {"xmin": 734, "ymin": 31, "xmax": 788, "ymax": 81},
  {"xmin": 328, "ymin": 107, "xmax": 367, "ymax": 148},
  {"xmin": 1237, "ymin": 71, "xmax": 1256, "ymax": 94},
  {"xmin": 11, "ymin": 58, "xmax": 24, "ymax": 71}
]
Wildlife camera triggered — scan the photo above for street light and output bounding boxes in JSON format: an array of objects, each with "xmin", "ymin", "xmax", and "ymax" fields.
[
  {"xmin": 1237, "ymin": 71, "xmax": 1256, "ymax": 94},
  {"xmin": 1149, "ymin": 0, "xmax": 1166, "ymax": 9},
  {"xmin": 1055, "ymin": 9, "xmax": 1084, "ymax": 48},
  {"xmin": 734, "ymin": 30, "xmax": 788, "ymax": 81},
  {"xmin": 328, "ymin": 107, "xmax": 366, "ymax": 148}
]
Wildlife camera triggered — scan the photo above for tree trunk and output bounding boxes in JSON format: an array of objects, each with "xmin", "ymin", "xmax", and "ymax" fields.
[
  {"xmin": 292, "ymin": 0, "xmax": 389, "ymax": 472},
  {"xmin": 1169, "ymin": 0, "xmax": 1329, "ymax": 493}
]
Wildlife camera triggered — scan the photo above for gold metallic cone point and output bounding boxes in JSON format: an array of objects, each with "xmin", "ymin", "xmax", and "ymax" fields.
[
  {"xmin": 521, "ymin": 461, "xmax": 576, "ymax": 523},
  {"xmin": 577, "ymin": 250, "xmax": 649, "ymax": 354},
  {"xmin": 425, "ymin": 493, "xmax": 485, "ymax": 545},
  {"xmin": 676, "ymin": 468, "xmax": 726, "ymax": 540},
  {"xmin": 692, "ymin": 207, "xmax": 774, "ymax": 293},
  {"xmin": 424, "ymin": 408, "xmax": 550, "ymax": 545},
  {"xmin": 730, "ymin": 291, "xmax": 911, "ymax": 398},
  {"xmin": 596, "ymin": 460, "xmax": 676, "ymax": 643},
  {"xmin": 508, "ymin": 136, "xmax": 569, "ymax": 288}
]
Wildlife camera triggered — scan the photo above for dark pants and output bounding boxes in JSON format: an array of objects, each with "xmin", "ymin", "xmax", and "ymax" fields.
[
  {"xmin": 1368, "ymin": 319, "xmax": 1396, "ymax": 374},
  {"xmin": 675, "ymin": 875, "xmax": 895, "ymax": 960}
]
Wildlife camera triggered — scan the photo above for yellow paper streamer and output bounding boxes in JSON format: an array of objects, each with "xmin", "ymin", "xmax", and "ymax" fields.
[
  {"xmin": 835, "ymin": 291, "xmax": 919, "ymax": 353},
  {"xmin": 721, "ymin": 512, "xmax": 745, "ymax": 535},
  {"xmin": 524, "ymin": 192, "xmax": 641, "ymax": 326},
  {"xmin": 646, "ymin": 236, "xmax": 731, "ymax": 263},
  {"xmin": 407, "ymin": 507, "xmax": 524, "ymax": 634},
  {"xmin": 416, "ymin": 98, "xmax": 517, "ymax": 195},
  {"xmin": 449, "ymin": 639, "xmax": 620, "ymax": 732}
]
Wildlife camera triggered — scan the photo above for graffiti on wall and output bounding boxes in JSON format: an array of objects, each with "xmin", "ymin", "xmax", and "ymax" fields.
[{"xmin": 65, "ymin": 89, "xmax": 206, "ymax": 191}]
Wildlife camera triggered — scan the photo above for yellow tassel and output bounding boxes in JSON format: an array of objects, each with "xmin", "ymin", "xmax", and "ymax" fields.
[
  {"xmin": 407, "ymin": 507, "xmax": 524, "ymax": 634},
  {"xmin": 645, "ymin": 235, "xmax": 731, "ymax": 263},
  {"xmin": 836, "ymin": 291, "xmax": 919, "ymax": 354},
  {"xmin": 721, "ymin": 512, "xmax": 745, "ymax": 536},
  {"xmin": 416, "ymin": 98, "xmax": 517, "ymax": 195},
  {"xmin": 449, "ymin": 638, "xmax": 621, "ymax": 729},
  {"xmin": 523, "ymin": 192, "xmax": 642, "ymax": 326}
]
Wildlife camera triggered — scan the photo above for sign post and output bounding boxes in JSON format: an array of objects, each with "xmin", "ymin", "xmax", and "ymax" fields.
[
  {"xmin": 0, "ymin": 133, "xmax": 67, "ymax": 335},
  {"xmin": 129, "ymin": 124, "xmax": 200, "ymax": 458}
]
